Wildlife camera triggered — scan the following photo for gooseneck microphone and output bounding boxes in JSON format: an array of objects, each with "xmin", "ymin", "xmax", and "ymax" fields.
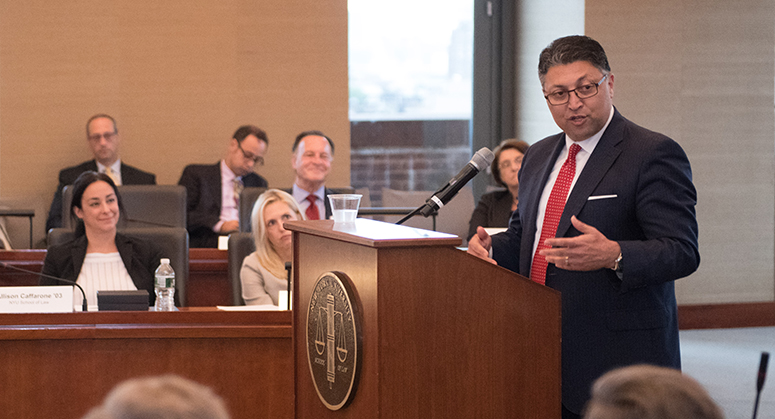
[
  {"xmin": 753, "ymin": 351, "xmax": 769, "ymax": 419},
  {"xmin": 0, "ymin": 261, "xmax": 88, "ymax": 312},
  {"xmin": 420, "ymin": 147, "xmax": 495, "ymax": 217},
  {"xmin": 396, "ymin": 147, "xmax": 495, "ymax": 225}
]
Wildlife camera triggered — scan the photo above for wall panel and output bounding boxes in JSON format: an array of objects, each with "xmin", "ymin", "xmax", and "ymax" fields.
[{"xmin": 0, "ymin": 0, "xmax": 349, "ymax": 247}]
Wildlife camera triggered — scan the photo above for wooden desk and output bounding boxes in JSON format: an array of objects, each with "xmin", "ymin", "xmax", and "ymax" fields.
[
  {"xmin": 0, "ymin": 308, "xmax": 293, "ymax": 419},
  {"xmin": 0, "ymin": 249, "xmax": 233, "ymax": 307}
]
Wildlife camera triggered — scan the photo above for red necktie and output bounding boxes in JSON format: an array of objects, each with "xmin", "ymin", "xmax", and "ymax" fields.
[
  {"xmin": 305, "ymin": 194, "xmax": 320, "ymax": 220},
  {"xmin": 530, "ymin": 143, "xmax": 581, "ymax": 285}
]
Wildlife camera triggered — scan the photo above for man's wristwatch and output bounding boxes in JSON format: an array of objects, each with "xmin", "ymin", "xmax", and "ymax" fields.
[{"xmin": 611, "ymin": 252, "xmax": 623, "ymax": 273}]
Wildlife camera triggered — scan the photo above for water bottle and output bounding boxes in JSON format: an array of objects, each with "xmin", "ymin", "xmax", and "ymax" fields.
[{"xmin": 154, "ymin": 258, "xmax": 176, "ymax": 311}]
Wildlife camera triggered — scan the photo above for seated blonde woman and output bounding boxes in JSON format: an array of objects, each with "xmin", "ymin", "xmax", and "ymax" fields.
[{"xmin": 240, "ymin": 189, "xmax": 304, "ymax": 305}]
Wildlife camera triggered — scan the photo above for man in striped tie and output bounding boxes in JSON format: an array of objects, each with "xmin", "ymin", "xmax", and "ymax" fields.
[{"xmin": 467, "ymin": 35, "xmax": 699, "ymax": 419}]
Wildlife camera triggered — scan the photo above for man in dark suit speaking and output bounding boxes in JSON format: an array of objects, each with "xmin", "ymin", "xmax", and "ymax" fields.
[
  {"xmin": 178, "ymin": 125, "xmax": 268, "ymax": 248},
  {"xmin": 467, "ymin": 36, "xmax": 699, "ymax": 418},
  {"xmin": 45, "ymin": 114, "xmax": 156, "ymax": 232}
]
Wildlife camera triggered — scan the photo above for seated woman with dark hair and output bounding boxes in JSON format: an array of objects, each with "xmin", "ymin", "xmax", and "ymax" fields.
[
  {"xmin": 467, "ymin": 138, "xmax": 530, "ymax": 240},
  {"xmin": 240, "ymin": 189, "xmax": 305, "ymax": 306},
  {"xmin": 40, "ymin": 171, "xmax": 164, "ymax": 311}
]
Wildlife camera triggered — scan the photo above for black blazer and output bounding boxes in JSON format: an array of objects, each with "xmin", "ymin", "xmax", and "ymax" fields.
[
  {"xmin": 491, "ymin": 108, "xmax": 699, "ymax": 413},
  {"xmin": 40, "ymin": 233, "xmax": 164, "ymax": 305},
  {"xmin": 178, "ymin": 162, "xmax": 268, "ymax": 248},
  {"xmin": 466, "ymin": 189, "xmax": 514, "ymax": 240},
  {"xmin": 46, "ymin": 160, "xmax": 156, "ymax": 232}
]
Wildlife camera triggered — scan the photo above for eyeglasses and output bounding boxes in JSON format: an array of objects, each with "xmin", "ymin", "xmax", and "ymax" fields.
[
  {"xmin": 498, "ymin": 157, "xmax": 523, "ymax": 170},
  {"xmin": 544, "ymin": 74, "xmax": 608, "ymax": 106},
  {"xmin": 88, "ymin": 132, "xmax": 117, "ymax": 142},
  {"xmin": 237, "ymin": 141, "xmax": 265, "ymax": 166}
]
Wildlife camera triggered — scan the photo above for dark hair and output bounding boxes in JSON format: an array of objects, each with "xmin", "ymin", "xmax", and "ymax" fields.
[
  {"xmin": 232, "ymin": 125, "xmax": 268, "ymax": 145},
  {"xmin": 292, "ymin": 130, "xmax": 335, "ymax": 154},
  {"xmin": 491, "ymin": 139, "xmax": 529, "ymax": 187},
  {"xmin": 86, "ymin": 114, "xmax": 118, "ymax": 137},
  {"xmin": 538, "ymin": 35, "xmax": 611, "ymax": 86},
  {"xmin": 70, "ymin": 171, "xmax": 124, "ymax": 237}
]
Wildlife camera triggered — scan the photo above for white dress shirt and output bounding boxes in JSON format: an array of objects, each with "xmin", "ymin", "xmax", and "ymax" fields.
[
  {"xmin": 531, "ymin": 106, "xmax": 614, "ymax": 260},
  {"xmin": 292, "ymin": 184, "xmax": 326, "ymax": 220}
]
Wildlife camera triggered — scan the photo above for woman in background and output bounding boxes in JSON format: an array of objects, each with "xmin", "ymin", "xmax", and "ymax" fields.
[
  {"xmin": 467, "ymin": 139, "xmax": 530, "ymax": 240},
  {"xmin": 240, "ymin": 189, "xmax": 304, "ymax": 306},
  {"xmin": 40, "ymin": 171, "xmax": 163, "ymax": 310}
]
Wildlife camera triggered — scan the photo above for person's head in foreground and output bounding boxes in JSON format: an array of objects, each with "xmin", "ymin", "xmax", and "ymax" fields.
[
  {"xmin": 583, "ymin": 364, "xmax": 724, "ymax": 419},
  {"xmin": 81, "ymin": 374, "xmax": 231, "ymax": 419}
]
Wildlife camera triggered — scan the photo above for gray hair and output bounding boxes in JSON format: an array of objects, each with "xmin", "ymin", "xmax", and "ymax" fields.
[
  {"xmin": 81, "ymin": 375, "xmax": 231, "ymax": 419},
  {"xmin": 583, "ymin": 365, "xmax": 724, "ymax": 419}
]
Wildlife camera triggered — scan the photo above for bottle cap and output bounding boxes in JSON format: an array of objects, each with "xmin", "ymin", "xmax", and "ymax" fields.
[{"xmin": 160, "ymin": 258, "xmax": 170, "ymax": 264}]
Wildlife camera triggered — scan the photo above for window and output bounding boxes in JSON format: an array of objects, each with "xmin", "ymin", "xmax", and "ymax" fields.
[{"xmin": 349, "ymin": 0, "xmax": 474, "ymax": 205}]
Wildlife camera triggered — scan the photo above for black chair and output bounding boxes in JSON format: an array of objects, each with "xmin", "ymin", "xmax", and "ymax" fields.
[
  {"xmin": 61, "ymin": 185, "xmax": 187, "ymax": 230},
  {"xmin": 227, "ymin": 232, "xmax": 255, "ymax": 305},
  {"xmin": 47, "ymin": 227, "xmax": 190, "ymax": 306},
  {"xmin": 238, "ymin": 187, "xmax": 267, "ymax": 233}
]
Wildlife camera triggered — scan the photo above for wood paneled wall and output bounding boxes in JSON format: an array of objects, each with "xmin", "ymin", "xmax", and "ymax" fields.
[
  {"xmin": 586, "ymin": 0, "xmax": 775, "ymax": 304},
  {"xmin": 0, "ymin": 0, "xmax": 349, "ymax": 247}
]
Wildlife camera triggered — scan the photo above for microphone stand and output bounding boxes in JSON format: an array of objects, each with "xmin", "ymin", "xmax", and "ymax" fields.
[
  {"xmin": 753, "ymin": 351, "xmax": 770, "ymax": 419},
  {"xmin": 395, "ymin": 205, "xmax": 438, "ymax": 230},
  {"xmin": 0, "ymin": 261, "xmax": 88, "ymax": 312},
  {"xmin": 284, "ymin": 262, "xmax": 292, "ymax": 310}
]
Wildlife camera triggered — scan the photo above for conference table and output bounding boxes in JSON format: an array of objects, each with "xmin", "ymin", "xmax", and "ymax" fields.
[{"xmin": 0, "ymin": 249, "xmax": 293, "ymax": 419}]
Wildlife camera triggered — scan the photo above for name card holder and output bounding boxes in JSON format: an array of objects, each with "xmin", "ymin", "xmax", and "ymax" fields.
[{"xmin": 0, "ymin": 286, "xmax": 74, "ymax": 313}]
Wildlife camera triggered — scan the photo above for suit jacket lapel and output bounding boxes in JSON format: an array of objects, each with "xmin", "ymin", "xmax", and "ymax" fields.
[
  {"xmin": 519, "ymin": 134, "xmax": 566, "ymax": 274},
  {"xmin": 69, "ymin": 235, "xmax": 88, "ymax": 279},
  {"xmin": 555, "ymin": 110, "xmax": 625, "ymax": 237},
  {"xmin": 522, "ymin": 134, "xmax": 566, "ymax": 239},
  {"xmin": 115, "ymin": 233, "xmax": 134, "ymax": 273}
]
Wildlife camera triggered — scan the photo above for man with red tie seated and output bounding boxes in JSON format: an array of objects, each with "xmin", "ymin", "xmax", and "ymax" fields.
[
  {"xmin": 467, "ymin": 35, "xmax": 699, "ymax": 419},
  {"xmin": 178, "ymin": 125, "xmax": 268, "ymax": 248},
  {"xmin": 289, "ymin": 131, "xmax": 335, "ymax": 220},
  {"xmin": 46, "ymin": 114, "xmax": 156, "ymax": 233}
]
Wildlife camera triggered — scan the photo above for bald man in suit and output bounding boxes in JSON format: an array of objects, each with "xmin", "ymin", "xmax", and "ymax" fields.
[{"xmin": 46, "ymin": 114, "xmax": 156, "ymax": 233}]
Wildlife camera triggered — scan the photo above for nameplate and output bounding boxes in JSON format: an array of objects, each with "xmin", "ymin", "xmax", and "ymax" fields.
[{"xmin": 0, "ymin": 286, "xmax": 74, "ymax": 313}]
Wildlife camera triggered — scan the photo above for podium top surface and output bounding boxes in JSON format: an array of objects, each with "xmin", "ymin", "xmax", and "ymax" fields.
[{"xmin": 285, "ymin": 218, "xmax": 462, "ymax": 248}]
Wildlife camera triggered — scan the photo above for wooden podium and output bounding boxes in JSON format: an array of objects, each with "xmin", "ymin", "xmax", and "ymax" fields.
[{"xmin": 286, "ymin": 219, "xmax": 561, "ymax": 418}]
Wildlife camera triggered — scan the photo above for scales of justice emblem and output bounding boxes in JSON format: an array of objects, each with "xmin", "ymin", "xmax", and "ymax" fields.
[{"xmin": 305, "ymin": 271, "xmax": 361, "ymax": 411}]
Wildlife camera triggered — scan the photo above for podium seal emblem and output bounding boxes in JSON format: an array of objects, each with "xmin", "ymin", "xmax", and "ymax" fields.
[{"xmin": 306, "ymin": 271, "xmax": 362, "ymax": 410}]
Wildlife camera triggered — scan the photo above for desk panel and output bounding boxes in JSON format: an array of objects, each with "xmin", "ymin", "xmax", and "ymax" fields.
[
  {"xmin": 0, "ymin": 309, "xmax": 293, "ymax": 419},
  {"xmin": 0, "ymin": 249, "xmax": 233, "ymax": 307}
]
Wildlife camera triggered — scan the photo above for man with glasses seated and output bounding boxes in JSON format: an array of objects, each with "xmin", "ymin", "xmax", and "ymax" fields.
[
  {"xmin": 288, "ymin": 130, "xmax": 336, "ymax": 220},
  {"xmin": 178, "ymin": 125, "xmax": 268, "ymax": 248},
  {"xmin": 467, "ymin": 35, "xmax": 699, "ymax": 419},
  {"xmin": 46, "ymin": 114, "xmax": 156, "ymax": 232}
]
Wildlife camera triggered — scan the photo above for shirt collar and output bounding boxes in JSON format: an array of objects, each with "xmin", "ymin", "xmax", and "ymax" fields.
[
  {"xmin": 96, "ymin": 159, "xmax": 121, "ymax": 175},
  {"xmin": 292, "ymin": 183, "xmax": 325, "ymax": 201},
  {"xmin": 220, "ymin": 160, "xmax": 239, "ymax": 182}
]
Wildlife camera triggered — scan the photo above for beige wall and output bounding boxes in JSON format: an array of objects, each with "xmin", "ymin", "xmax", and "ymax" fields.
[
  {"xmin": 586, "ymin": 0, "xmax": 775, "ymax": 304},
  {"xmin": 0, "ymin": 0, "xmax": 350, "ymax": 247}
]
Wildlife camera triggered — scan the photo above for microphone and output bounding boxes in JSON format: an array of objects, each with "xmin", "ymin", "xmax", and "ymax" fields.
[
  {"xmin": 0, "ymin": 261, "xmax": 88, "ymax": 312},
  {"xmin": 419, "ymin": 147, "xmax": 494, "ymax": 217},
  {"xmin": 753, "ymin": 351, "xmax": 769, "ymax": 419}
]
